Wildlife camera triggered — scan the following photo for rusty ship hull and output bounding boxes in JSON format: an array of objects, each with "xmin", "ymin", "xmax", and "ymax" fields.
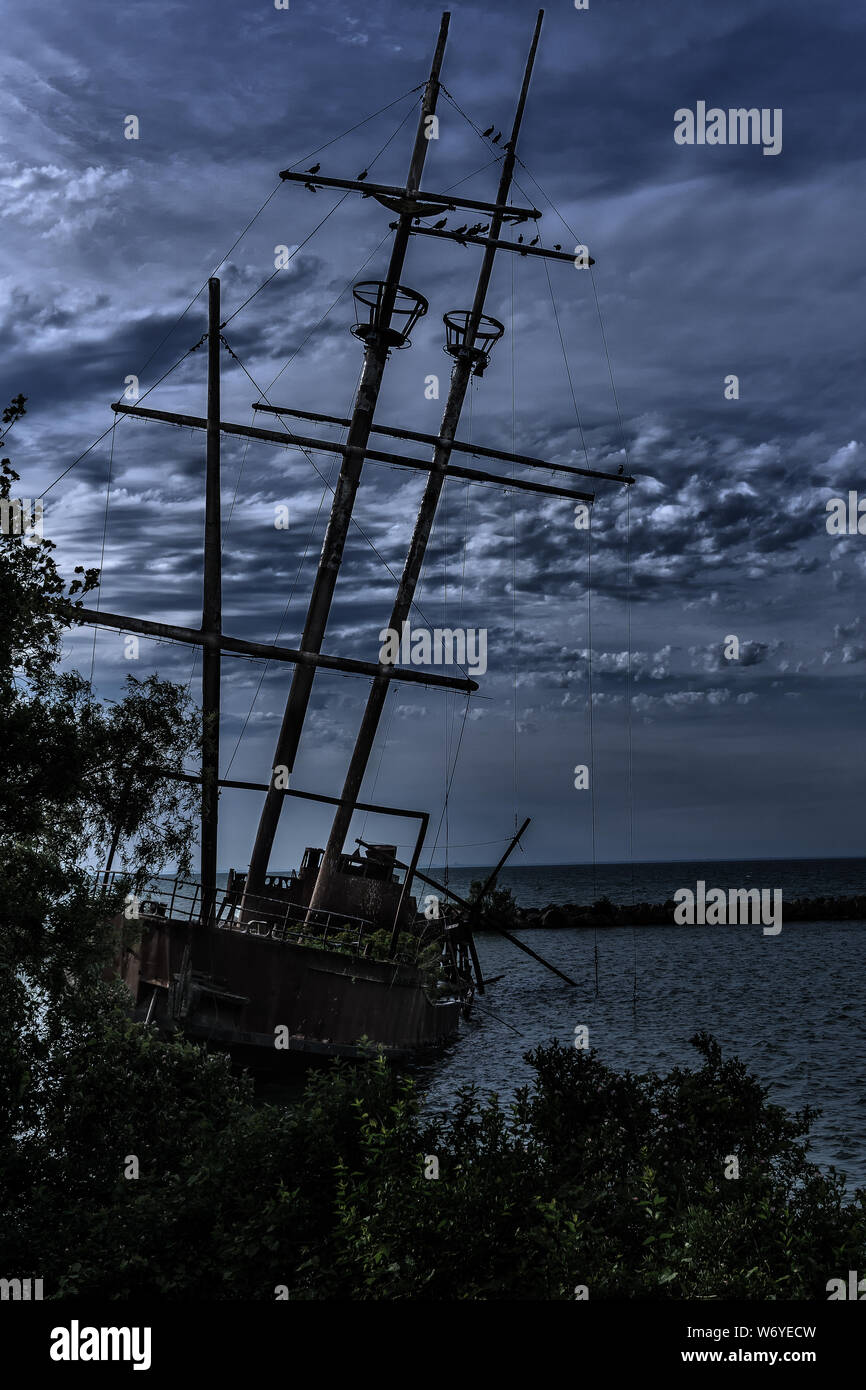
[
  {"xmin": 114, "ymin": 853, "xmax": 469, "ymax": 1069},
  {"xmin": 120, "ymin": 917, "xmax": 461, "ymax": 1067}
]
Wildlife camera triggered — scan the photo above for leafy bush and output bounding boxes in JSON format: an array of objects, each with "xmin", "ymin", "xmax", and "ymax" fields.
[
  {"xmin": 294, "ymin": 924, "xmax": 443, "ymax": 981},
  {"xmin": 468, "ymin": 879, "xmax": 519, "ymax": 930},
  {"xmin": 2, "ymin": 1017, "xmax": 863, "ymax": 1300}
]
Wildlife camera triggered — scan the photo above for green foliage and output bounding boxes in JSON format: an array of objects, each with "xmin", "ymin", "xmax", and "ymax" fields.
[
  {"xmin": 292, "ymin": 924, "xmax": 443, "ymax": 981},
  {"xmin": 0, "ymin": 397, "xmax": 200, "ymax": 1185},
  {"xmin": 591, "ymin": 895, "xmax": 617, "ymax": 921},
  {"xmin": 0, "ymin": 398, "xmax": 200, "ymax": 986},
  {"xmin": 365, "ymin": 927, "xmax": 442, "ymax": 976},
  {"xmin": 0, "ymin": 394, "xmax": 98, "ymax": 684},
  {"xmin": 2, "ymin": 1022, "xmax": 863, "ymax": 1300},
  {"xmin": 468, "ymin": 878, "xmax": 519, "ymax": 929}
]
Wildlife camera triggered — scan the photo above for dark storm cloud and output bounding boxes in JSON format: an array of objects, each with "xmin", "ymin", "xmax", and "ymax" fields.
[{"xmin": 2, "ymin": 0, "xmax": 865, "ymax": 865}]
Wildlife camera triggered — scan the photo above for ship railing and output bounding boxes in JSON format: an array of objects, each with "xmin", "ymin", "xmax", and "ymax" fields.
[{"xmin": 98, "ymin": 871, "xmax": 424, "ymax": 965}]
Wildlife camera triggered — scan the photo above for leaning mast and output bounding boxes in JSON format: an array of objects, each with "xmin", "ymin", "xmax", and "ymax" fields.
[
  {"xmin": 242, "ymin": 13, "xmax": 452, "ymax": 899},
  {"xmin": 82, "ymin": 7, "xmax": 634, "ymax": 928},
  {"xmin": 201, "ymin": 277, "xmax": 221, "ymax": 924},
  {"xmin": 305, "ymin": 11, "xmax": 545, "ymax": 918}
]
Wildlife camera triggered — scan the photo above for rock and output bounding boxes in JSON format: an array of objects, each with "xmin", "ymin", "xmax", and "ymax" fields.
[{"xmin": 540, "ymin": 906, "xmax": 568, "ymax": 929}]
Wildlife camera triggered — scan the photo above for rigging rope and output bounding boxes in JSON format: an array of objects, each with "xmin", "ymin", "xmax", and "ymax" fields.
[
  {"xmin": 442, "ymin": 405, "xmax": 450, "ymax": 885},
  {"xmin": 140, "ymin": 85, "xmax": 423, "ymax": 378},
  {"xmin": 281, "ymin": 85, "xmax": 425, "ymax": 173},
  {"xmin": 424, "ymin": 691, "xmax": 472, "ymax": 874},
  {"xmin": 84, "ymin": 89, "xmax": 429, "ymax": 700},
  {"xmin": 263, "ymin": 224, "xmax": 392, "ymax": 395},
  {"xmin": 440, "ymin": 88, "xmax": 507, "ymax": 152},
  {"xmin": 440, "ymin": 85, "xmax": 639, "ymax": 948},
  {"xmin": 437, "ymin": 384, "xmax": 474, "ymax": 894},
  {"xmin": 88, "ymin": 418, "xmax": 116, "ymax": 685},
  {"xmin": 223, "ymin": 93, "xmax": 422, "ymax": 330},
  {"xmin": 43, "ymin": 338, "xmax": 204, "ymax": 495},
  {"xmin": 503, "ymin": 159, "xmax": 637, "ymax": 1000},
  {"xmin": 445, "ymin": 392, "xmax": 473, "ymax": 824},
  {"xmin": 134, "ymin": 186, "xmax": 282, "ymax": 382},
  {"xmin": 221, "ymin": 193, "xmax": 351, "ymax": 328},
  {"xmin": 511, "ymin": 163, "xmax": 632, "ymax": 474},
  {"xmin": 355, "ymin": 682, "xmax": 400, "ymax": 846},
  {"xmin": 587, "ymin": 508, "xmax": 600, "ymax": 996},
  {"xmin": 627, "ymin": 484, "xmax": 637, "ymax": 1013},
  {"xmin": 510, "ymin": 251, "xmax": 519, "ymax": 842},
  {"xmin": 40, "ymin": 86, "xmax": 423, "ymax": 500},
  {"xmin": 357, "ymin": 436, "xmax": 469, "ymax": 874},
  {"xmin": 223, "ymin": 342, "xmax": 473, "ymax": 672},
  {"xmin": 542, "ymin": 257, "xmax": 591, "ymax": 470},
  {"xmin": 222, "ymin": 364, "xmax": 361, "ymax": 778},
  {"xmin": 441, "ymin": 156, "xmax": 505, "ymax": 193}
]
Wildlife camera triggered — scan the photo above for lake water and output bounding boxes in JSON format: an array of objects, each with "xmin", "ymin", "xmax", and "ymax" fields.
[
  {"xmin": 412, "ymin": 918, "xmax": 866, "ymax": 1191},
  {"xmin": 421, "ymin": 856, "xmax": 866, "ymax": 908},
  {"xmin": 231, "ymin": 857, "xmax": 866, "ymax": 1189}
]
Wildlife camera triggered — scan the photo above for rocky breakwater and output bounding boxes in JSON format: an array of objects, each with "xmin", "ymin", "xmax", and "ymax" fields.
[{"xmin": 504, "ymin": 894, "xmax": 866, "ymax": 929}]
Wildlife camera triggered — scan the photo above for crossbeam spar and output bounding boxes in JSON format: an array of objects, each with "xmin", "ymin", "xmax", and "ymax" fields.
[
  {"xmin": 251, "ymin": 402, "xmax": 634, "ymax": 485},
  {"xmin": 70, "ymin": 606, "xmax": 478, "ymax": 693},
  {"xmin": 403, "ymin": 222, "xmax": 594, "ymax": 265},
  {"xmin": 278, "ymin": 169, "xmax": 540, "ymax": 222},
  {"xmin": 112, "ymin": 402, "xmax": 595, "ymax": 502}
]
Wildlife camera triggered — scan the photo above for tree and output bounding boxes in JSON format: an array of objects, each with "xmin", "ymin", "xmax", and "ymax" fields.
[
  {"xmin": 0, "ymin": 395, "xmax": 200, "ymax": 1183},
  {"xmin": 467, "ymin": 878, "xmax": 519, "ymax": 930}
]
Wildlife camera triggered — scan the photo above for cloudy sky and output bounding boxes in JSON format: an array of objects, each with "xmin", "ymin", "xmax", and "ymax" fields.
[{"xmin": 3, "ymin": 0, "xmax": 865, "ymax": 874}]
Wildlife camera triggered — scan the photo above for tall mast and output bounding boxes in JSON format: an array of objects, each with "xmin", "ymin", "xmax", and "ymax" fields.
[
  {"xmin": 201, "ymin": 276, "xmax": 221, "ymax": 923},
  {"xmin": 306, "ymin": 13, "xmax": 545, "ymax": 919},
  {"xmin": 243, "ymin": 13, "xmax": 451, "ymax": 898}
]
